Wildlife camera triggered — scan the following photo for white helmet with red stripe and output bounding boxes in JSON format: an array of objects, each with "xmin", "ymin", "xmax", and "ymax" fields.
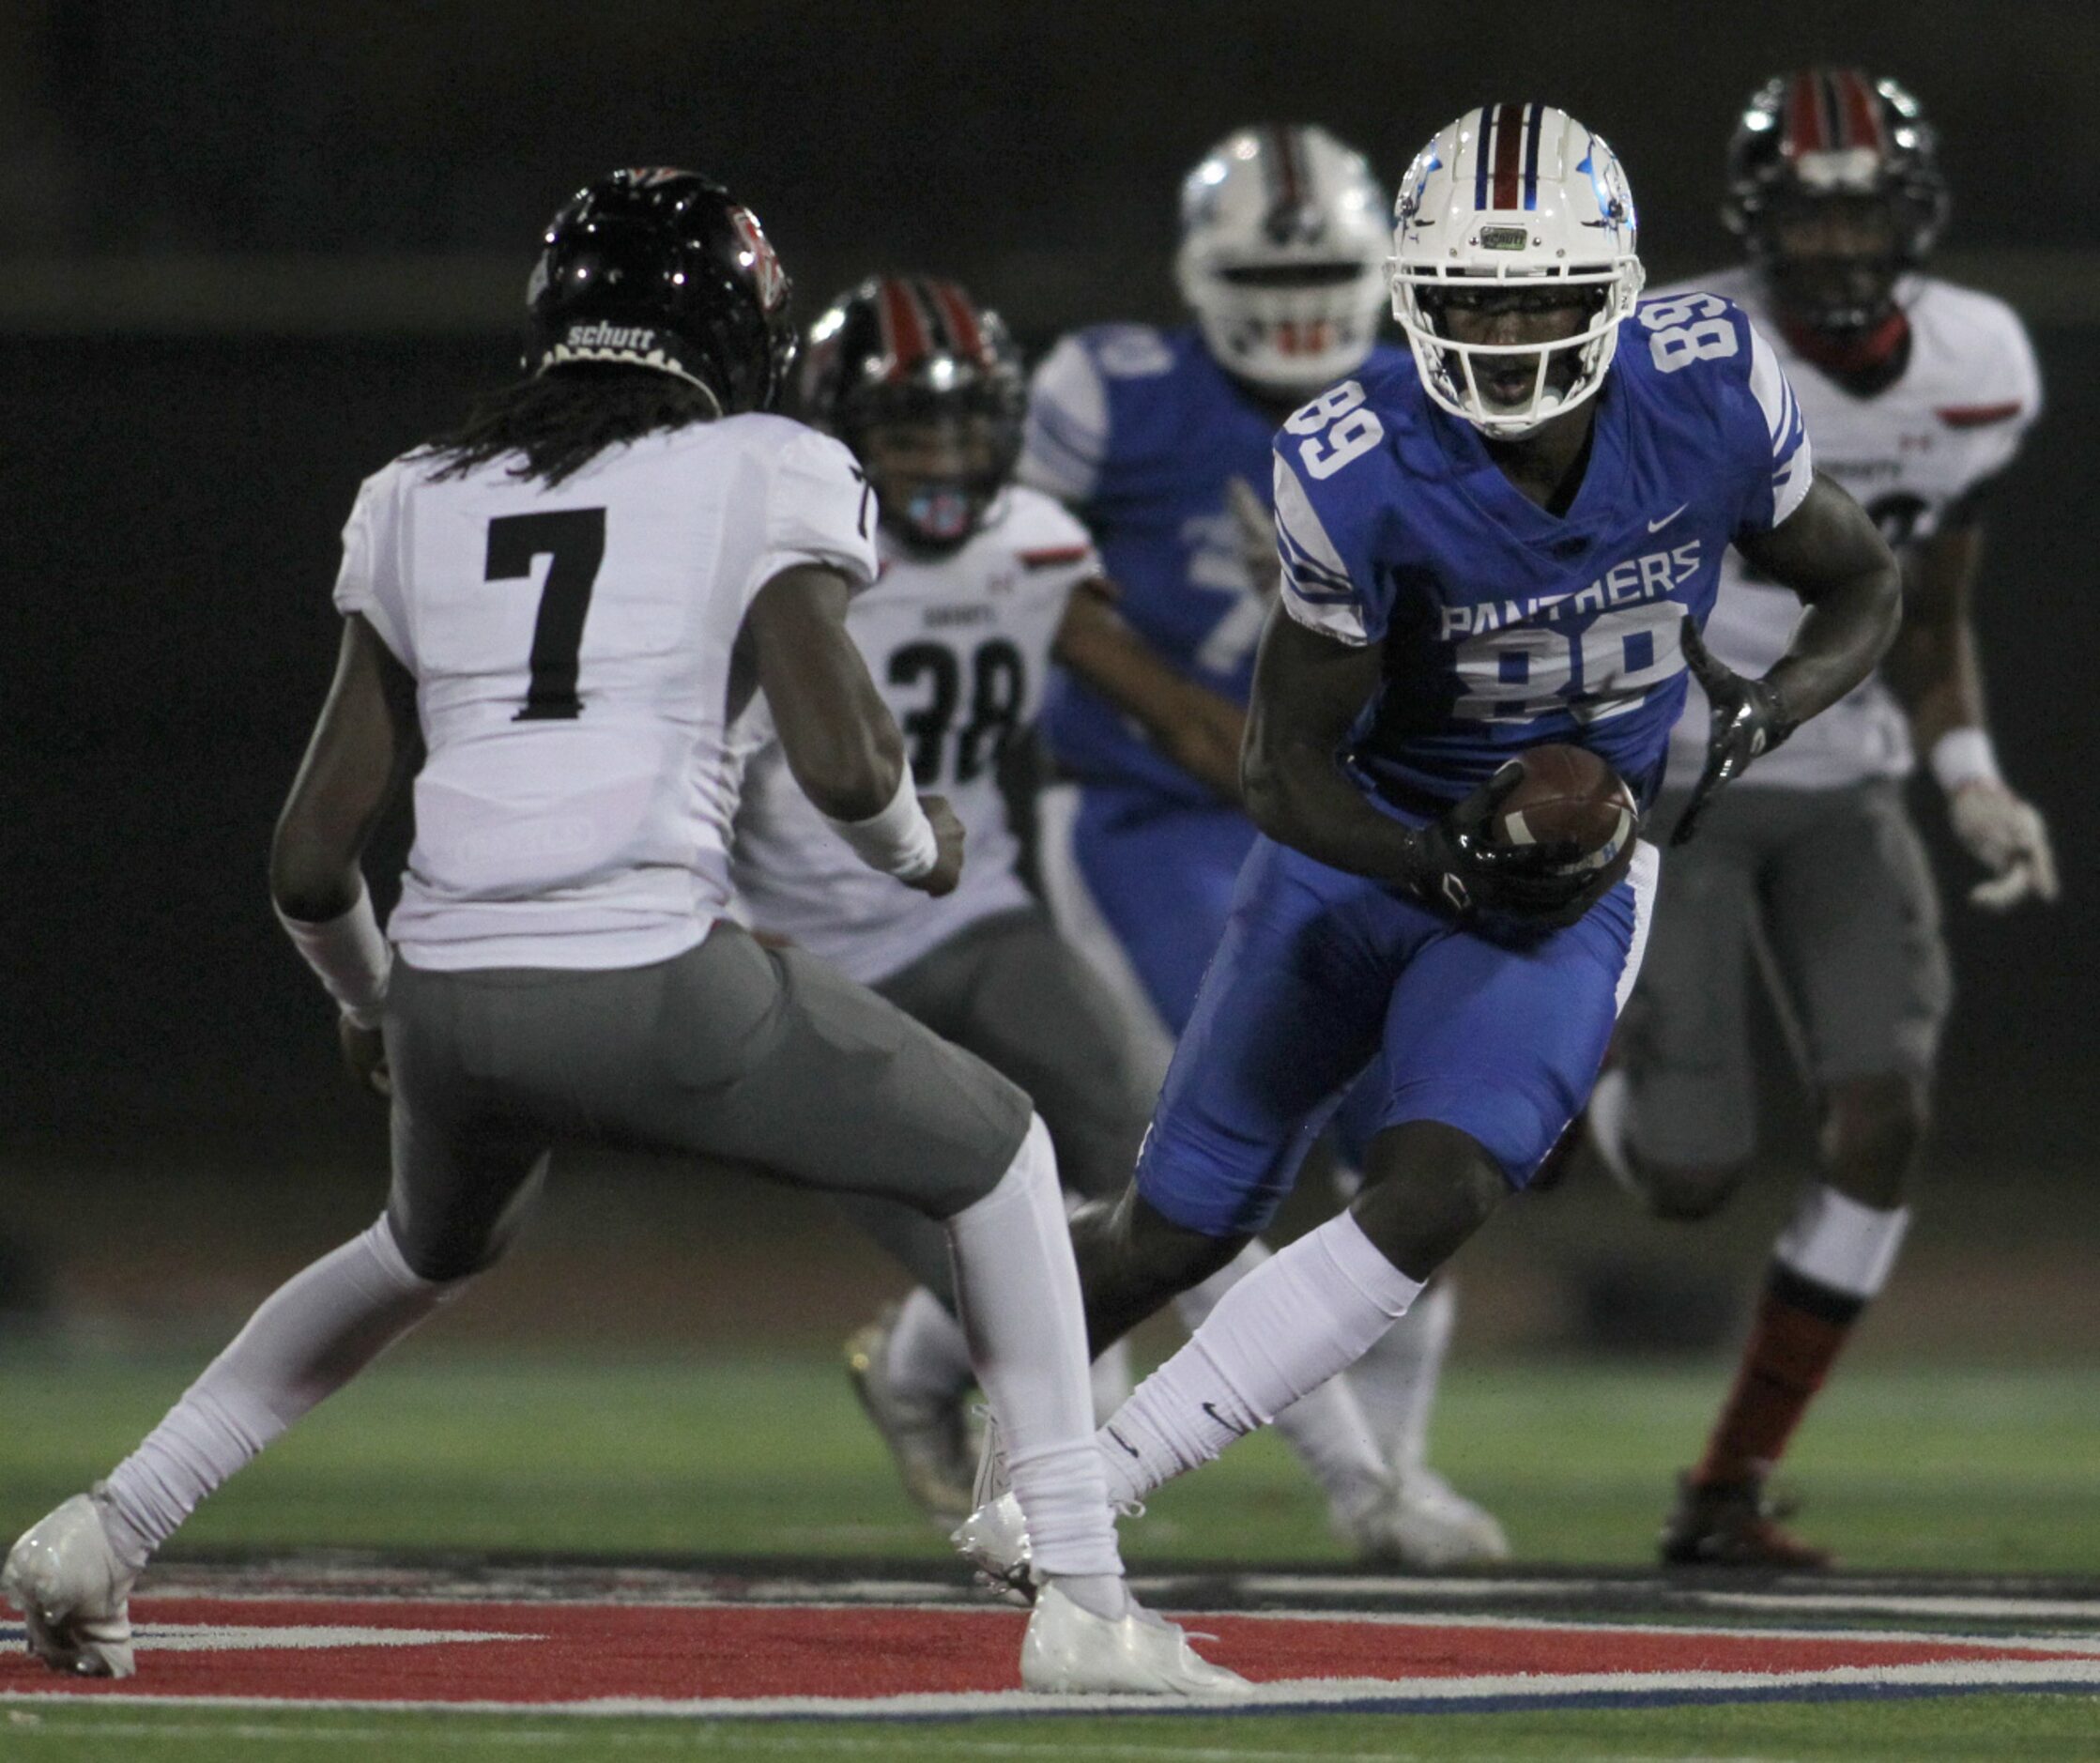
[
  {"xmin": 1390, "ymin": 104, "xmax": 1644, "ymax": 436},
  {"xmin": 1176, "ymin": 124, "xmax": 1390, "ymax": 398}
]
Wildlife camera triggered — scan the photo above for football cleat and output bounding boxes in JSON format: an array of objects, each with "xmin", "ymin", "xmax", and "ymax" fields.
[
  {"xmin": 1021, "ymin": 1582, "xmax": 1253, "ymax": 1697},
  {"xmin": 951, "ymin": 1488, "xmax": 1034, "ymax": 1603},
  {"xmin": 1338, "ymin": 1467, "xmax": 1511, "ymax": 1571},
  {"xmin": 1660, "ymin": 1471, "xmax": 1833, "ymax": 1570},
  {"xmin": 844, "ymin": 1311, "xmax": 976, "ymax": 1527},
  {"xmin": 4, "ymin": 1490, "xmax": 139, "ymax": 1679}
]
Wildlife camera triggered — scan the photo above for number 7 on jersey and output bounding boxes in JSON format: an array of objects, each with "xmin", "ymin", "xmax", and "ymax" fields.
[{"xmin": 486, "ymin": 508, "xmax": 606, "ymax": 721}]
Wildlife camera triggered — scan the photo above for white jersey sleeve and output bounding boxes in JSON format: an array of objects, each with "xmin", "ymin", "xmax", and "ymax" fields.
[
  {"xmin": 747, "ymin": 426, "xmax": 881, "ymax": 602},
  {"xmin": 1017, "ymin": 334, "xmax": 1111, "ymax": 505},
  {"xmin": 1742, "ymin": 319, "xmax": 1815, "ymax": 529},
  {"xmin": 331, "ymin": 460, "xmax": 416, "ymax": 667}
]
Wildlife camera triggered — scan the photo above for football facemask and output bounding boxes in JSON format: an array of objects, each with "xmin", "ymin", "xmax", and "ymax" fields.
[
  {"xmin": 1390, "ymin": 104, "xmax": 1644, "ymax": 437},
  {"xmin": 1176, "ymin": 124, "xmax": 1391, "ymax": 399}
]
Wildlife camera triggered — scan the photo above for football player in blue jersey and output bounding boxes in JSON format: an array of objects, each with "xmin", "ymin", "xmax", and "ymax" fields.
[
  {"xmin": 1019, "ymin": 124, "xmax": 1506, "ymax": 1566},
  {"xmin": 955, "ymin": 103, "xmax": 1902, "ymax": 1577}
]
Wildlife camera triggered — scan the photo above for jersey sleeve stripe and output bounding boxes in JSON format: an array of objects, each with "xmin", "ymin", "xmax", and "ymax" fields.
[{"xmin": 1273, "ymin": 451, "xmax": 1370, "ymax": 643}]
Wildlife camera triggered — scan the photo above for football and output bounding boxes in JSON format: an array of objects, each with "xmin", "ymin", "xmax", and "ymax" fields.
[{"xmin": 1489, "ymin": 744, "xmax": 1639, "ymax": 881}]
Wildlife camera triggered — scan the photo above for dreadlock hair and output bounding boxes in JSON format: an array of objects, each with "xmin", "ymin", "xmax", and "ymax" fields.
[{"xmin": 419, "ymin": 364, "xmax": 722, "ymax": 487}]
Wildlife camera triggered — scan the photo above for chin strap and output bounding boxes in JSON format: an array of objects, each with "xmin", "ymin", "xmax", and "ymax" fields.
[{"xmin": 1778, "ymin": 307, "xmax": 1909, "ymax": 376}]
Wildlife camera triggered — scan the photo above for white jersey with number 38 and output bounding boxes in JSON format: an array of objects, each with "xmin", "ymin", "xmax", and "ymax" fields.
[
  {"xmin": 332, "ymin": 415, "xmax": 879, "ymax": 971},
  {"xmin": 1665, "ymin": 268, "xmax": 2042, "ymax": 790},
  {"xmin": 729, "ymin": 487, "xmax": 1096, "ymax": 986}
]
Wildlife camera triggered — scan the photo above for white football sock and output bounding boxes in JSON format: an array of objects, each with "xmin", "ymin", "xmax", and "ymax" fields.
[
  {"xmin": 883, "ymin": 1285, "xmax": 975, "ymax": 1407},
  {"xmin": 1344, "ymin": 1277, "xmax": 1456, "ymax": 1471},
  {"xmin": 100, "ymin": 1217, "xmax": 459, "ymax": 1568},
  {"xmin": 1098, "ymin": 1212, "xmax": 1422, "ymax": 1506},
  {"xmin": 1174, "ymin": 1239, "xmax": 1387, "ymax": 1521},
  {"xmin": 1773, "ymin": 1184, "xmax": 1911, "ymax": 1299},
  {"xmin": 945, "ymin": 1115, "xmax": 1123, "ymax": 1594},
  {"xmin": 1089, "ymin": 1336, "xmax": 1134, "ymax": 1426}
]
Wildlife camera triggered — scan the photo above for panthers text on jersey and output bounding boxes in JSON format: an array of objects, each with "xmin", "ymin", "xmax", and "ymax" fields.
[
  {"xmin": 333, "ymin": 416, "xmax": 879, "ymax": 971},
  {"xmin": 1661, "ymin": 268, "xmax": 2042, "ymax": 791},
  {"xmin": 1019, "ymin": 323, "xmax": 1414, "ymax": 805},
  {"xmin": 1274, "ymin": 295, "xmax": 1812, "ymax": 814},
  {"xmin": 728, "ymin": 487, "xmax": 1096, "ymax": 985}
]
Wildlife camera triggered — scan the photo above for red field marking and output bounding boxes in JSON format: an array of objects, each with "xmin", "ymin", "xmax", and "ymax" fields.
[{"xmin": 8, "ymin": 1596, "xmax": 2100, "ymax": 1713}]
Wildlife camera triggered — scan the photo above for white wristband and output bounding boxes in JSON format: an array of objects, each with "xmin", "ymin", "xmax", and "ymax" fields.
[
  {"xmin": 824, "ymin": 768, "xmax": 939, "ymax": 882},
  {"xmin": 1929, "ymin": 728, "xmax": 2004, "ymax": 795},
  {"xmin": 276, "ymin": 882, "xmax": 392, "ymax": 1028}
]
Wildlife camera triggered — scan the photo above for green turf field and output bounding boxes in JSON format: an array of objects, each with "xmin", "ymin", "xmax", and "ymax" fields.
[
  {"xmin": 5, "ymin": 1351, "xmax": 2100, "ymax": 1760},
  {"xmin": 5, "ymin": 1352, "xmax": 2097, "ymax": 1571},
  {"xmin": 10, "ymin": 1694, "xmax": 2100, "ymax": 1763}
]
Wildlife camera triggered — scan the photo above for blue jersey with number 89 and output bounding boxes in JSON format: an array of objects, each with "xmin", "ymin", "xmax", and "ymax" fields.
[{"xmin": 1274, "ymin": 294, "xmax": 1812, "ymax": 812}]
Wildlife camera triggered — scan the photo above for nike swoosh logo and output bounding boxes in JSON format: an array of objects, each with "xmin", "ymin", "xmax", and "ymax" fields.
[
  {"xmin": 1648, "ymin": 503, "xmax": 1689, "ymax": 533},
  {"xmin": 1201, "ymin": 1401, "xmax": 1251, "ymax": 1440},
  {"xmin": 1106, "ymin": 1426, "xmax": 1142, "ymax": 1460}
]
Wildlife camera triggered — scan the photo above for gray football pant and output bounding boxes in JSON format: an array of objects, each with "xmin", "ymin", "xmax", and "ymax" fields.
[
  {"xmin": 829, "ymin": 906, "xmax": 1155, "ymax": 1307},
  {"xmin": 1623, "ymin": 779, "xmax": 1951, "ymax": 1170},
  {"xmin": 383, "ymin": 923, "xmax": 1034, "ymax": 1282}
]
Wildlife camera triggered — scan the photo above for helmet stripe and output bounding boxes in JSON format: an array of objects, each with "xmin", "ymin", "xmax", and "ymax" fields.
[
  {"xmin": 1782, "ymin": 69, "xmax": 1825, "ymax": 154},
  {"xmin": 1522, "ymin": 100, "xmax": 1544, "ymax": 211},
  {"xmin": 877, "ymin": 276, "xmax": 932, "ymax": 376},
  {"xmin": 1473, "ymin": 106, "xmax": 1494, "ymax": 209},
  {"xmin": 926, "ymin": 279, "xmax": 985, "ymax": 361},
  {"xmin": 1491, "ymin": 100, "xmax": 1525, "ymax": 209},
  {"xmin": 1835, "ymin": 69, "xmax": 1886, "ymax": 150},
  {"xmin": 1814, "ymin": 69, "xmax": 1845, "ymax": 154}
]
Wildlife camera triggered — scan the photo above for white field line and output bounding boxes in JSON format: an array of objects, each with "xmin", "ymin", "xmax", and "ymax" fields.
[
  {"xmin": 80, "ymin": 1601, "xmax": 2100, "ymax": 1660},
  {"xmin": 6, "ymin": 1656, "xmax": 2100, "ymax": 1720},
  {"xmin": 0, "ymin": 1712, "xmax": 1811, "ymax": 1762}
]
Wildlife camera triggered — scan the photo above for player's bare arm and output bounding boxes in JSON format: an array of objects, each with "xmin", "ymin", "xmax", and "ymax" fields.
[
  {"xmin": 269, "ymin": 613, "xmax": 419, "ymax": 1093},
  {"xmin": 1051, "ymin": 579, "xmax": 1247, "ymax": 802},
  {"xmin": 1241, "ymin": 605, "xmax": 1409, "ymax": 880},
  {"xmin": 743, "ymin": 562, "xmax": 964, "ymax": 896},
  {"xmin": 1677, "ymin": 473, "xmax": 1902, "ymax": 843},
  {"xmin": 1733, "ymin": 471, "xmax": 1903, "ymax": 724},
  {"xmin": 1882, "ymin": 522, "xmax": 2059, "ymax": 907},
  {"xmin": 269, "ymin": 615, "xmax": 419, "ymax": 922}
]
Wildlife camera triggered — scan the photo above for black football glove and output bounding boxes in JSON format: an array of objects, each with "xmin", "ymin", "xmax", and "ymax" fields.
[
  {"xmin": 1403, "ymin": 763, "xmax": 1603, "ymax": 926},
  {"xmin": 1672, "ymin": 615, "xmax": 1797, "ymax": 849}
]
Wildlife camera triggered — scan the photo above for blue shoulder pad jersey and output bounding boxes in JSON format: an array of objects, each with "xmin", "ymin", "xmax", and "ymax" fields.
[
  {"xmin": 1133, "ymin": 295, "xmax": 1813, "ymax": 1237},
  {"xmin": 1021, "ymin": 323, "xmax": 1417, "ymax": 1056},
  {"xmin": 1276, "ymin": 294, "xmax": 1811, "ymax": 812}
]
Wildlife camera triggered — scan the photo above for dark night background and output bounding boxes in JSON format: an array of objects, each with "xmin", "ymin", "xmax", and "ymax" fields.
[{"xmin": 2, "ymin": 3, "xmax": 2092, "ymax": 1335}]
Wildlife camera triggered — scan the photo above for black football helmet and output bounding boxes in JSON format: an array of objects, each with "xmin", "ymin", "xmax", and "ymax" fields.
[
  {"xmin": 799, "ymin": 276, "xmax": 1025, "ymax": 548},
  {"xmin": 525, "ymin": 167, "xmax": 797, "ymax": 414},
  {"xmin": 1724, "ymin": 69, "xmax": 1950, "ymax": 337}
]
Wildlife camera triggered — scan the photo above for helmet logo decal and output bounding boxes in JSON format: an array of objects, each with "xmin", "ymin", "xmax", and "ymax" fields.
[
  {"xmin": 565, "ymin": 321, "xmax": 658, "ymax": 351},
  {"xmin": 728, "ymin": 206, "xmax": 789, "ymax": 312},
  {"xmin": 623, "ymin": 166, "xmax": 691, "ymax": 188}
]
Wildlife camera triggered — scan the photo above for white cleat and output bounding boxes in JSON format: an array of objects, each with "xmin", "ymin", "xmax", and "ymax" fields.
[
  {"xmin": 1341, "ymin": 1466, "xmax": 1510, "ymax": 1571},
  {"xmin": 4, "ymin": 1490, "xmax": 139, "ymax": 1679},
  {"xmin": 950, "ymin": 1489, "xmax": 1033, "ymax": 1602},
  {"xmin": 844, "ymin": 1311, "xmax": 975, "ymax": 1527},
  {"xmin": 1021, "ymin": 1582, "xmax": 1252, "ymax": 1697}
]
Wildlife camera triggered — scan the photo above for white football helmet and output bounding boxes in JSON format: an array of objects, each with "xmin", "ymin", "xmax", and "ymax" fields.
[
  {"xmin": 1177, "ymin": 124, "xmax": 1390, "ymax": 399},
  {"xmin": 1390, "ymin": 104, "xmax": 1645, "ymax": 436}
]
